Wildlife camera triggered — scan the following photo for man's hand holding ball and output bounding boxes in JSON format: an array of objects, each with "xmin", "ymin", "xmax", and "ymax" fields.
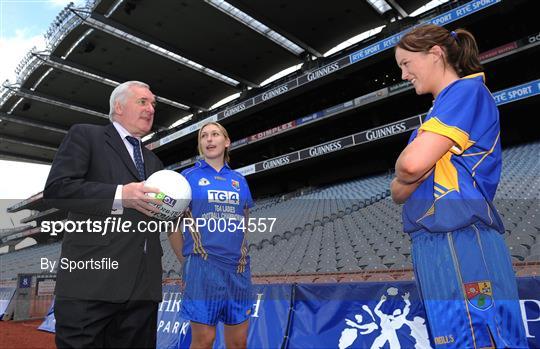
[{"xmin": 122, "ymin": 182, "xmax": 162, "ymax": 216}]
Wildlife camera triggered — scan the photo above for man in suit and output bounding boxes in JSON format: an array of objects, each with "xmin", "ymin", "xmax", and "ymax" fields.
[{"xmin": 44, "ymin": 81, "xmax": 165, "ymax": 348}]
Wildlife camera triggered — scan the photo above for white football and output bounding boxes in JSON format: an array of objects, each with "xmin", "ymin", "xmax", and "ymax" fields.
[{"xmin": 145, "ymin": 170, "xmax": 191, "ymax": 221}]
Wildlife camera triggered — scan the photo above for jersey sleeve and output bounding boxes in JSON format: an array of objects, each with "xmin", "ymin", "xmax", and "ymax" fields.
[
  {"xmin": 419, "ymin": 80, "xmax": 485, "ymax": 155},
  {"xmin": 242, "ymin": 177, "xmax": 254, "ymax": 209},
  {"xmin": 180, "ymin": 168, "xmax": 194, "ymax": 209}
]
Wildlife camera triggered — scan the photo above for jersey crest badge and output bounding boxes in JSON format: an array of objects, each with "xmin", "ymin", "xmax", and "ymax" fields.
[
  {"xmin": 232, "ymin": 179, "xmax": 240, "ymax": 191},
  {"xmin": 464, "ymin": 280, "xmax": 493, "ymax": 310},
  {"xmin": 198, "ymin": 177, "xmax": 210, "ymax": 186}
]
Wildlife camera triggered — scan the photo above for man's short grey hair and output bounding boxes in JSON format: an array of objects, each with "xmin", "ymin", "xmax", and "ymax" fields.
[{"xmin": 109, "ymin": 81, "xmax": 150, "ymax": 122}]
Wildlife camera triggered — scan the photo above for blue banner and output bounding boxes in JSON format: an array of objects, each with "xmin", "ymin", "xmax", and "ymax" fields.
[
  {"xmin": 350, "ymin": 0, "xmax": 501, "ymax": 64},
  {"xmin": 493, "ymin": 79, "xmax": 540, "ymax": 106},
  {"xmin": 38, "ymin": 298, "xmax": 55, "ymax": 333},
  {"xmin": 159, "ymin": 283, "xmax": 291, "ymax": 349},
  {"xmin": 289, "ymin": 278, "xmax": 540, "ymax": 348},
  {"xmin": 157, "ymin": 284, "xmax": 189, "ymax": 349},
  {"xmin": 35, "ymin": 277, "xmax": 540, "ymax": 348},
  {"xmin": 0, "ymin": 286, "xmax": 16, "ymax": 320},
  {"xmin": 518, "ymin": 277, "xmax": 540, "ymax": 347},
  {"xmin": 247, "ymin": 284, "xmax": 292, "ymax": 349},
  {"xmin": 296, "ymin": 111, "xmax": 324, "ymax": 126},
  {"xmin": 289, "ymin": 281, "xmax": 429, "ymax": 349}
]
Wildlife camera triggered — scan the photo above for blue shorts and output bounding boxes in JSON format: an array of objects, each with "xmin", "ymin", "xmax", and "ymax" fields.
[
  {"xmin": 411, "ymin": 224, "xmax": 528, "ymax": 348},
  {"xmin": 180, "ymin": 254, "xmax": 253, "ymax": 326}
]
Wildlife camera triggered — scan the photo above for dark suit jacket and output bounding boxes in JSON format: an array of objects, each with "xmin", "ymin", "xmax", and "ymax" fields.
[{"xmin": 44, "ymin": 123, "xmax": 164, "ymax": 303}]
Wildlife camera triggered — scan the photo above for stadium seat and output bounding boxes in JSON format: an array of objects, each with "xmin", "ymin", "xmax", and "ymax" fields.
[
  {"xmin": 505, "ymin": 232, "xmax": 535, "ymax": 249},
  {"xmin": 357, "ymin": 254, "xmax": 380, "ymax": 267},
  {"xmin": 530, "ymin": 243, "xmax": 540, "ymax": 256},
  {"xmin": 382, "ymin": 253, "xmax": 408, "ymax": 266},
  {"xmin": 525, "ymin": 254, "xmax": 540, "ymax": 262},
  {"xmin": 390, "ymin": 261, "xmax": 414, "ymax": 270},
  {"xmin": 375, "ymin": 245, "xmax": 397, "ymax": 258},
  {"xmin": 513, "ymin": 221, "xmax": 538, "ymax": 238},
  {"xmin": 363, "ymin": 262, "xmax": 388, "ymax": 271},
  {"xmin": 353, "ymin": 242, "xmax": 373, "ymax": 254},
  {"xmin": 506, "ymin": 243, "xmax": 529, "ymax": 261}
]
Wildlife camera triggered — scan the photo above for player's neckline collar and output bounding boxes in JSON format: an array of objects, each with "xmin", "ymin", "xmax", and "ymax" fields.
[
  {"xmin": 432, "ymin": 72, "xmax": 486, "ymax": 103},
  {"xmin": 199, "ymin": 159, "xmax": 231, "ymax": 172},
  {"xmin": 462, "ymin": 72, "xmax": 485, "ymax": 82}
]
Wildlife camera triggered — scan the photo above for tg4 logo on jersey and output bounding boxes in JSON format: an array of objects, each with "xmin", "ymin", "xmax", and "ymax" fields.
[{"xmin": 208, "ymin": 190, "xmax": 240, "ymax": 205}]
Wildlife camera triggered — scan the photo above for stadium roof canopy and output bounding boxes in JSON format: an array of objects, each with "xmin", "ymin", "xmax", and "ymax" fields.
[{"xmin": 0, "ymin": 0, "xmax": 433, "ymax": 164}]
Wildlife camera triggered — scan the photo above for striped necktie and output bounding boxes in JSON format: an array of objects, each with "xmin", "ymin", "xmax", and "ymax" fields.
[{"xmin": 126, "ymin": 136, "xmax": 146, "ymax": 180}]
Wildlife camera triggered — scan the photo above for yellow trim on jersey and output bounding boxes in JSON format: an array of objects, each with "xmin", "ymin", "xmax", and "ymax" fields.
[
  {"xmin": 462, "ymin": 150, "xmax": 488, "ymax": 157},
  {"xmin": 434, "ymin": 186, "xmax": 446, "ymax": 195},
  {"xmin": 237, "ymin": 234, "xmax": 248, "ymax": 273},
  {"xmin": 434, "ymin": 152, "xmax": 460, "ymax": 193},
  {"xmin": 463, "ymin": 72, "xmax": 486, "ymax": 82},
  {"xmin": 417, "ymin": 203, "xmax": 435, "ymax": 222},
  {"xmin": 185, "ymin": 210, "xmax": 208, "ymax": 259},
  {"xmin": 236, "ymin": 232, "xmax": 248, "ymax": 273},
  {"xmin": 472, "ymin": 132, "xmax": 500, "ymax": 177},
  {"xmin": 422, "ymin": 151, "xmax": 459, "ymax": 222},
  {"xmin": 420, "ymin": 117, "xmax": 472, "ymax": 154},
  {"xmin": 416, "ymin": 189, "xmax": 457, "ymax": 223},
  {"xmin": 451, "ymin": 139, "xmax": 475, "ymax": 156}
]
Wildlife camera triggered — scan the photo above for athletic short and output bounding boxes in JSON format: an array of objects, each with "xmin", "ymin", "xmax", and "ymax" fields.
[
  {"xmin": 180, "ymin": 254, "xmax": 253, "ymax": 326},
  {"xmin": 411, "ymin": 224, "xmax": 528, "ymax": 348}
]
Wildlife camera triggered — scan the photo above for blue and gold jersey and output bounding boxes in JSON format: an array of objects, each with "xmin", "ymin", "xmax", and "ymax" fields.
[
  {"xmin": 181, "ymin": 160, "xmax": 254, "ymax": 272},
  {"xmin": 403, "ymin": 73, "xmax": 504, "ymax": 234}
]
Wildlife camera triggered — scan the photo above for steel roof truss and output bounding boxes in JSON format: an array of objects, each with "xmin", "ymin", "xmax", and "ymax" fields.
[{"xmin": 0, "ymin": 112, "xmax": 68, "ymax": 134}]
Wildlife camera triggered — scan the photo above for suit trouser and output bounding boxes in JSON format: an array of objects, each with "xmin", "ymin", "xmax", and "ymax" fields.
[{"xmin": 55, "ymin": 255, "xmax": 158, "ymax": 348}]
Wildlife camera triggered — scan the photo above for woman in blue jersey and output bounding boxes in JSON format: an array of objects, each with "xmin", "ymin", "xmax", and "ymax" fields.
[
  {"xmin": 168, "ymin": 121, "xmax": 254, "ymax": 349},
  {"xmin": 391, "ymin": 24, "xmax": 527, "ymax": 348}
]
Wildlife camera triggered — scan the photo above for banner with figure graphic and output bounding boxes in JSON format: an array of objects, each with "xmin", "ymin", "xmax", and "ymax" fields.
[
  {"xmin": 37, "ymin": 277, "xmax": 539, "ymax": 348},
  {"xmin": 289, "ymin": 278, "xmax": 540, "ymax": 348},
  {"xmin": 290, "ymin": 281, "xmax": 430, "ymax": 348}
]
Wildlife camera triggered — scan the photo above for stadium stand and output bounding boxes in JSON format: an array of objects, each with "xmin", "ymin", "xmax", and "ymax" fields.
[
  {"xmin": 2, "ymin": 142, "xmax": 537, "ymax": 281},
  {"xmin": 0, "ymin": 242, "xmax": 61, "ymax": 280},
  {"xmin": 1, "ymin": 5, "xmax": 538, "ymax": 347},
  {"xmin": 236, "ymin": 142, "xmax": 540, "ymax": 275}
]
